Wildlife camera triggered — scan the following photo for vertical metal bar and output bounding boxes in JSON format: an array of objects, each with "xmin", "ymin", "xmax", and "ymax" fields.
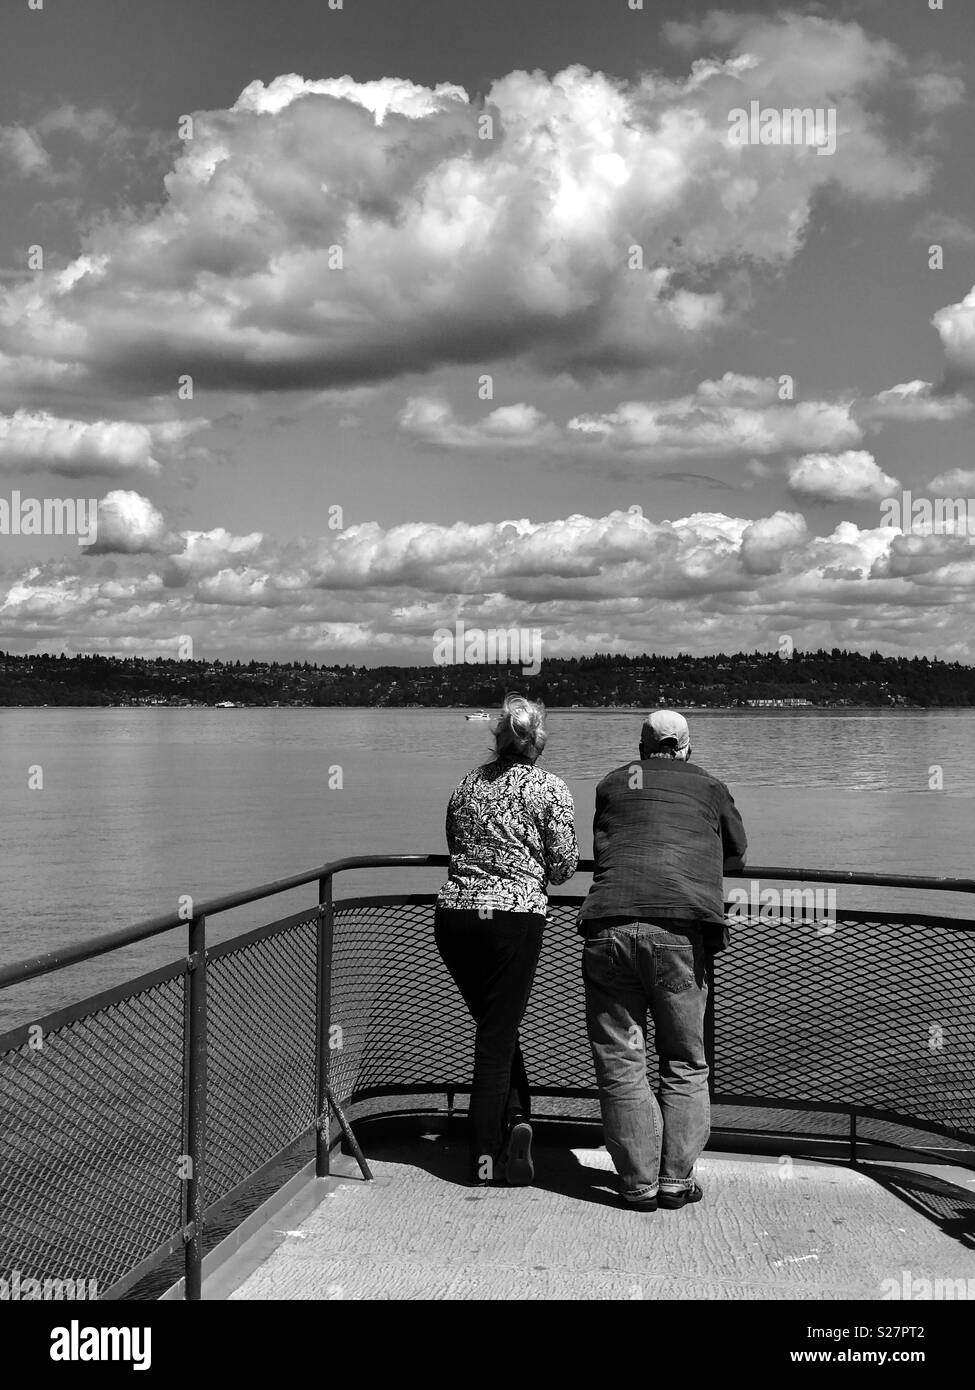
[
  {"xmin": 315, "ymin": 874, "xmax": 334, "ymax": 1177},
  {"xmin": 704, "ymin": 953, "xmax": 716, "ymax": 1100},
  {"xmin": 849, "ymin": 1111, "xmax": 858, "ymax": 1165},
  {"xmin": 184, "ymin": 913, "xmax": 207, "ymax": 1301},
  {"xmin": 446, "ymin": 1086, "xmax": 455, "ymax": 1135}
]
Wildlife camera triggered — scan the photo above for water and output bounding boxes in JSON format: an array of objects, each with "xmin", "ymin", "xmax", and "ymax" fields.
[{"xmin": 1, "ymin": 706, "xmax": 974, "ymax": 1029}]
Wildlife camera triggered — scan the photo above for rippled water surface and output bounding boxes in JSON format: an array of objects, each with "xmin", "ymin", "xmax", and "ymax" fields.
[{"xmin": 1, "ymin": 706, "xmax": 973, "ymax": 1025}]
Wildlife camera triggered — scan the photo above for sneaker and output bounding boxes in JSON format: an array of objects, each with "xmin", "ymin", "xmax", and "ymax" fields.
[
  {"xmin": 621, "ymin": 1192, "xmax": 658, "ymax": 1212},
  {"xmin": 504, "ymin": 1120, "xmax": 534, "ymax": 1185},
  {"xmin": 657, "ymin": 1182, "xmax": 704, "ymax": 1209}
]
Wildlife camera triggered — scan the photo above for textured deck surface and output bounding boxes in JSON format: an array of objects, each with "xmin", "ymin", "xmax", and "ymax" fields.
[{"xmin": 215, "ymin": 1139, "xmax": 975, "ymax": 1300}]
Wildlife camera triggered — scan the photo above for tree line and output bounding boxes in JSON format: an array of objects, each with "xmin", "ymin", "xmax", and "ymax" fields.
[{"xmin": 1, "ymin": 648, "xmax": 973, "ymax": 707}]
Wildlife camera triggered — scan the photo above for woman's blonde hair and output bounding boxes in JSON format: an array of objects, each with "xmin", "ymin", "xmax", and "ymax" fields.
[{"xmin": 494, "ymin": 692, "xmax": 547, "ymax": 762}]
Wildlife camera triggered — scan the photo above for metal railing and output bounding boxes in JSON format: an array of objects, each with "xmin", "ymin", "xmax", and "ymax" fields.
[{"xmin": 1, "ymin": 855, "xmax": 974, "ymax": 1301}]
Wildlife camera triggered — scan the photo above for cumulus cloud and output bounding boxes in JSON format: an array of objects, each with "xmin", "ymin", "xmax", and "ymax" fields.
[
  {"xmin": 0, "ymin": 411, "xmax": 209, "ymax": 477},
  {"xmin": 927, "ymin": 467, "xmax": 975, "ymax": 492},
  {"xmin": 933, "ymin": 286, "xmax": 975, "ymax": 378},
  {"xmin": 4, "ymin": 504, "xmax": 974, "ymax": 658},
  {"xmin": 398, "ymin": 396, "xmax": 558, "ymax": 449},
  {"xmin": 399, "ymin": 369, "xmax": 975, "ymax": 464},
  {"xmin": 740, "ymin": 511, "xmax": 809, "ymax": 575},
  {"xmin": 0, "ymin": 13, "xmax": 937, "ymax": 399},
  {"xmin": 163, "ymin": 529, "xmax": 265, "ymax": 585},
  {"xmin": 395, "ymin": 375, "xmax": 866, "ymax": 464},
  {"xmin": 566, "ymin": 376, "xmax": 861, "ymax": 461},
  {"xmin": 692, "ymin": 374, "xmax": 780, "ymax": 407},
  {"xmin": 787, "ymin": 451, "xmax": 899, "ymax": 502},
  {"xmin": 872, "ymin": 530, "xmax": 975, "ymax": 580},
  {"xmin": 858, "ymin": 380, "xmax": 973, "ymax": 423},
  {"xmin": 87, "ymin": 491, "xmax": 171, "ymax": 555}
]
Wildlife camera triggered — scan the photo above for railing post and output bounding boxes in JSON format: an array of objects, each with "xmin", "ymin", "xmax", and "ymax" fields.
[
  {"xmin": 315, "ymin": 874, "xmax": 334, "ymax": 1177},
  {"xmin": 704, "ymin": 954, "xmax": 716, "ymax": 1100},
  {"xmin": 183, "ymin": 913, "xmax": 207, "ymax": 1301},
  {"xmin": 849, "ymin": 1111, "xmax": 858, "ymax": 1166}
]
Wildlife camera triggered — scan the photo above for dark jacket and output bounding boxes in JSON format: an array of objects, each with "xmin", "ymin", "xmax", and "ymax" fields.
[{"xmin": 577, "ymin": 757, "xmax": 747, "ymax": 949}]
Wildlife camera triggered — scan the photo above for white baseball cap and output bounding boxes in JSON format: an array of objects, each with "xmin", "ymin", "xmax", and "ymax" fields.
[{"xmin": 641, "ymin": 709, "xmax": 690, "ymax": 752}]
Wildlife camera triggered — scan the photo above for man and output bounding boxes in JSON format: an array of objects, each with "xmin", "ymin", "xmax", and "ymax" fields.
[{"xmin": 578, "ymin": 710, "xmax": 747, "ymax": 1212}]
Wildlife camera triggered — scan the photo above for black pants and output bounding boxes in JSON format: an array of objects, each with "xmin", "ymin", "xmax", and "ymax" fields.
[{"xmin": 434, "ymin": 906, "xmax": 545, "ymax": 1179}]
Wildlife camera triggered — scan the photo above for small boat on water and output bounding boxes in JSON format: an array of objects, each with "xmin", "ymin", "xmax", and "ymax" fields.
[{"xmin": 465, "ymin": 711, "xmax": 491, "ymax": 720}]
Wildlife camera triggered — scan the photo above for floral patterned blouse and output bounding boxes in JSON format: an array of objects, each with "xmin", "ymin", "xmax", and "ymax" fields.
[{"xmin": 436, "ymin": 757, "xmax": 579, "ymax": 916}]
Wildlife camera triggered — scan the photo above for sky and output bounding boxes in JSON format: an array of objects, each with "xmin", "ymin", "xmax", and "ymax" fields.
[{"xmin": 1, "ymin": 0, "xmax": 974, "ymax": 664}]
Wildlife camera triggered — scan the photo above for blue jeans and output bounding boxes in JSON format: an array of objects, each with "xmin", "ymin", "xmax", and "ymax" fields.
[{"xmin": 582, "ymin": 920, "xmax": 711, "ymax": 1201}]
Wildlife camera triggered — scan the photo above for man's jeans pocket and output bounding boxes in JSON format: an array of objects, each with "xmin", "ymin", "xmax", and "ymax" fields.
[{"xmin": 654, "ymin": 944, "xmax": 697, "ymax": 994}]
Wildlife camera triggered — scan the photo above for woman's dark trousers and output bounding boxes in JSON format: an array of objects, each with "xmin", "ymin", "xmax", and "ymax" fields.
[{"xmin": 434, "ymin": 906, "xmax": 545, "ymax": 1180}]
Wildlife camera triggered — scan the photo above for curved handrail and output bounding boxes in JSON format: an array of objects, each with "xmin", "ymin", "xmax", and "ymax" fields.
[{"xmin": 1, "ymin": 853, "xmax": 973, "ymax": 991}]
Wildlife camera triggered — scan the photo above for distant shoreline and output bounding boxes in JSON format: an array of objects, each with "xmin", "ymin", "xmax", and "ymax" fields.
[
  {"xmin": 3, "ymin": 702, "xmax": 973, "ymax": 713},
  {"xmin": 4, "ymin": 649, "xmax": 972, "ymax": 710}
]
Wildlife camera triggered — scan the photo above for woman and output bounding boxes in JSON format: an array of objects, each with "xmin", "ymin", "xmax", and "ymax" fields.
[{"xmin": 435, "ymin": 693, "xmax": 578, "ymax": 1186}]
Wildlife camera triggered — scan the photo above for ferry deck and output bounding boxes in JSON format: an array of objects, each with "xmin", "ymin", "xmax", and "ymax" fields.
[{"xmin": 1, "ymin": 854, "xmax": 973, "ymax": 1301}]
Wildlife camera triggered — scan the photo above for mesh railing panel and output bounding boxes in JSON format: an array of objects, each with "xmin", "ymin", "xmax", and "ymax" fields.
[
  {"xmin": 329, "ymin": 901, "xmax": 474, "ymax": 1102},
  {"xmin": 329, "ymin": 898, "xmax": 975, "ymax": 1146},
  {"xmin": 609, "ymin": 902, "xmax": 970, "ymax": 1141},
  {"xmin": 206, "ymin": 916, "xmax": 319, "ymax": 1203},
  {"xmin": 1, "ymin": 888, "xmax": 972, "ymax": 1300},
  {"xmin": 0, "ymin": 973, "xmax": 185, "ymax": 1295},
  {"xmin": 0, "ymin": 912, "xmax": 320, "ymax": 1296},
  {"xmin": 715, "ymin": 912, "xmax": 974, "ymax": 1135}
]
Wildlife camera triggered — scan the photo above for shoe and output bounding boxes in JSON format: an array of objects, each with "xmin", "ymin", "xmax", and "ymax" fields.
[
  {"xmin": 621, "ymin": 1193, "xmax": 657, "ymax": 1212},
  {"xmin": 504, "ymin": 1120, "xmax": 534, "ymax": 1185},
  {"xmin": 657, "ymin": 1182, "xmax": 703, "ymax": 1209}
]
